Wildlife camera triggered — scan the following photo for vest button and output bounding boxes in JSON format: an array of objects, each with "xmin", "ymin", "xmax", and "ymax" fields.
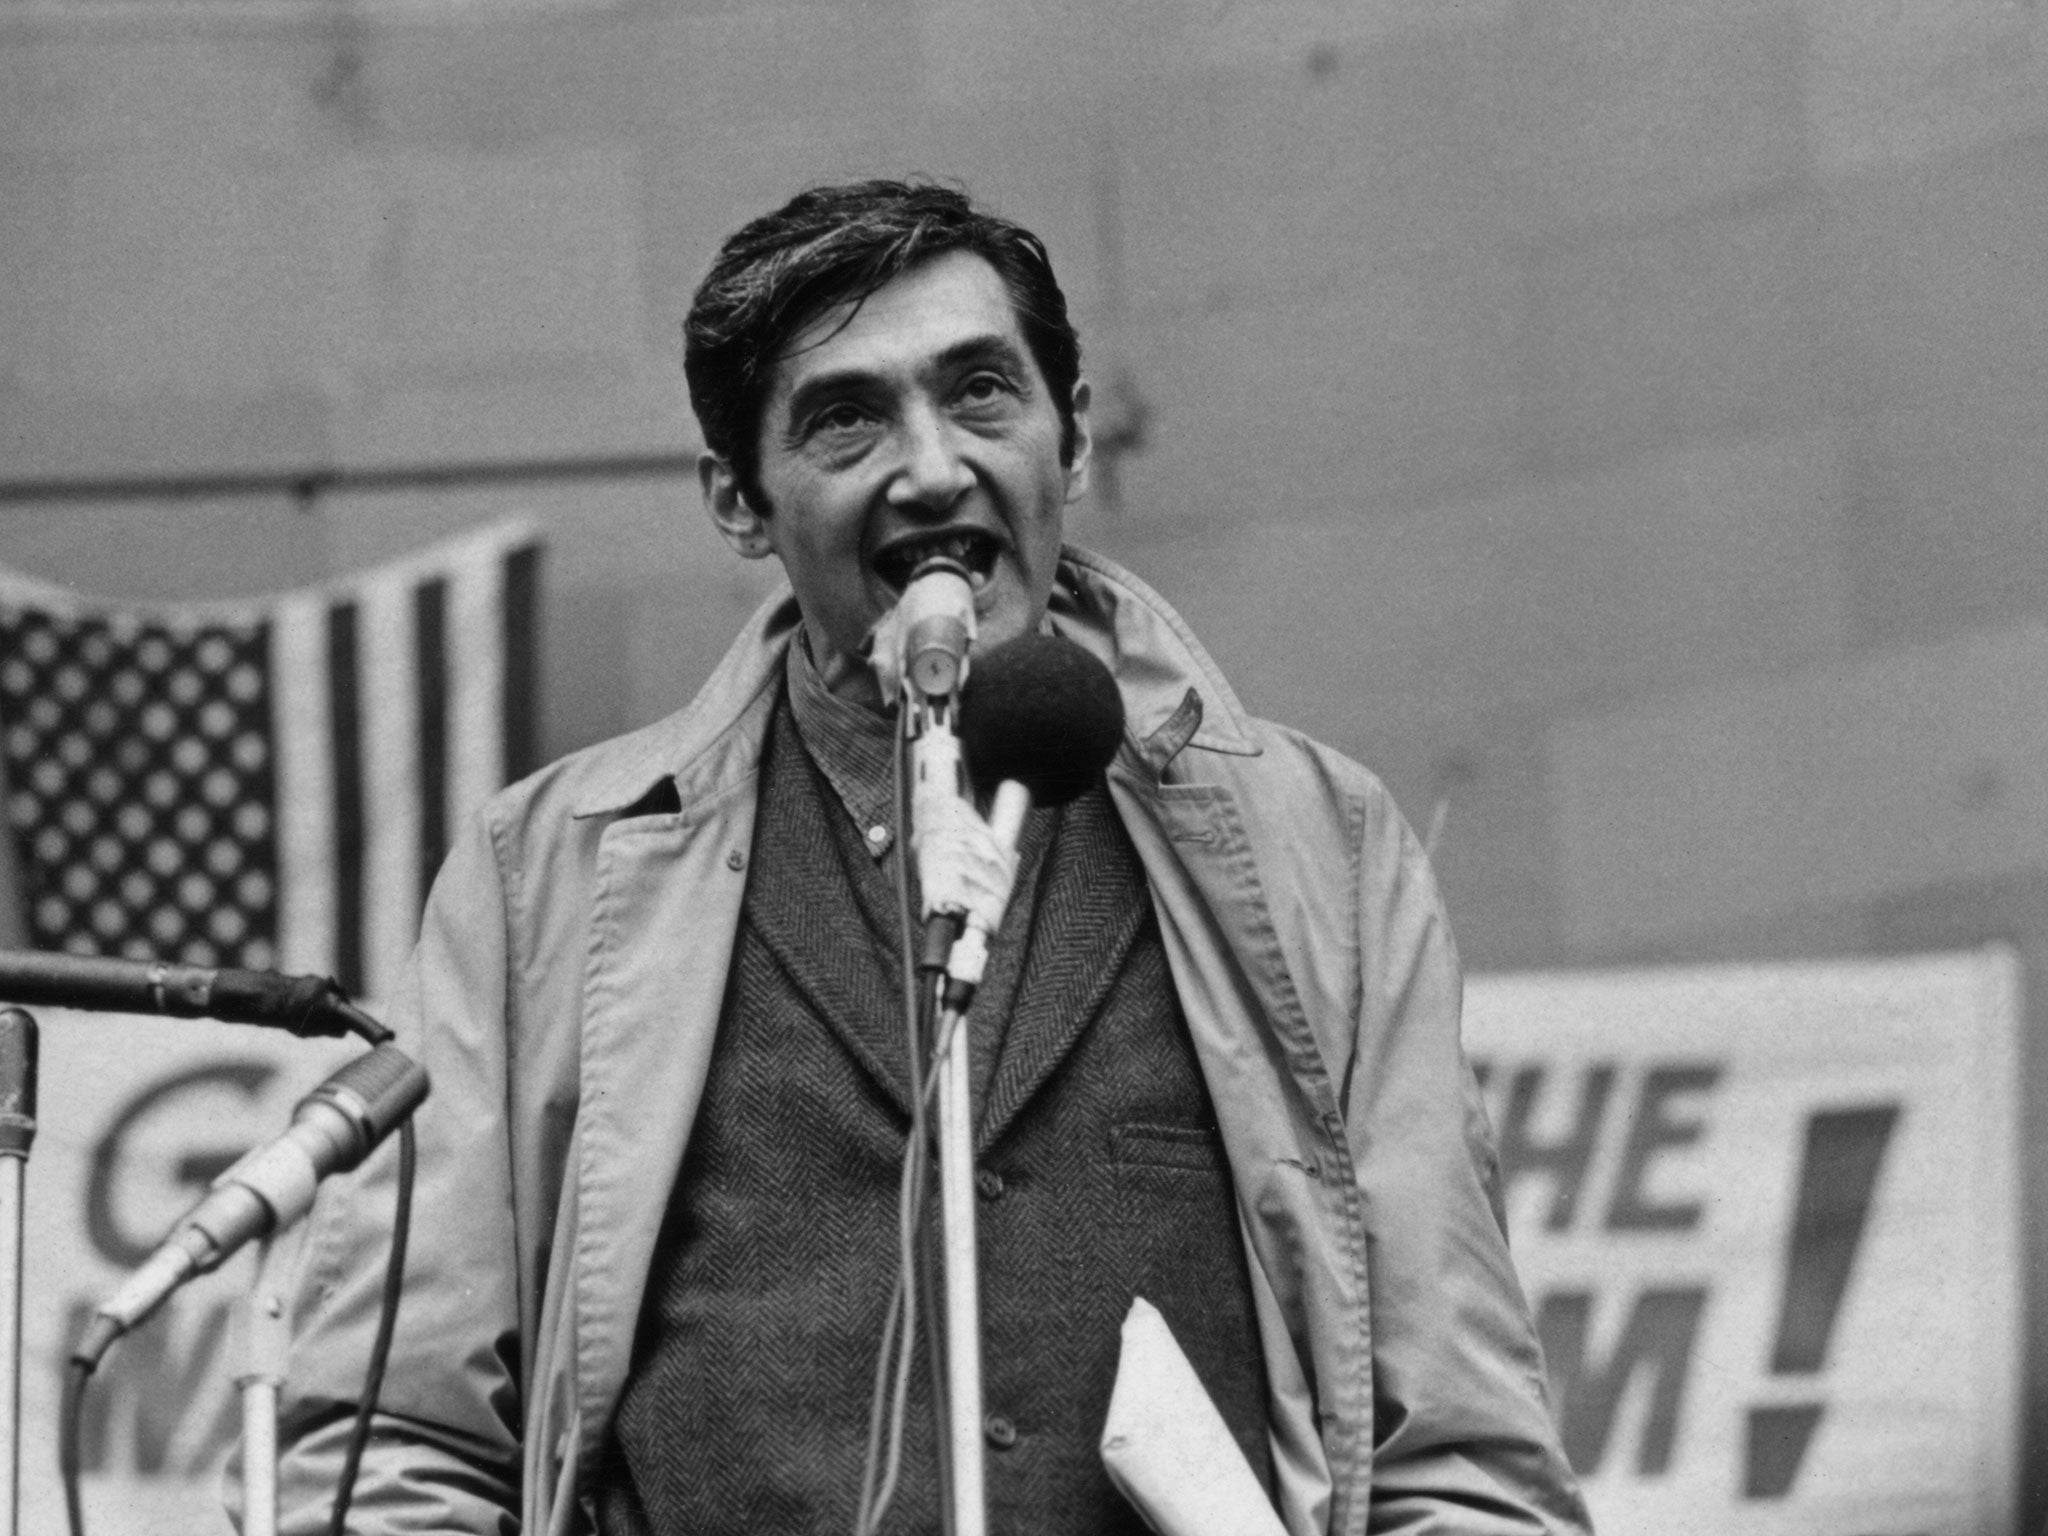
[
  {"xmin": 975, "ymin": 1168, "xmax": 1004, "ymax": 1201},
  {"xmin": 983, "ymin": 1412, "xmax": 1018, "ymax": 1450}
]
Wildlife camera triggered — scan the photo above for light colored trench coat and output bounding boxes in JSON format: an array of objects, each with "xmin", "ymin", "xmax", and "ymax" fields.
[{"xmin": 267, "ymin": 547, "xmax": 1590, "ymax": 1536}]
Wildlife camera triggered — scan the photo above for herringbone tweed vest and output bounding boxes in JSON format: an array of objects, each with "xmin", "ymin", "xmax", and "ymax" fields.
[{"xmin": 595, "ymin": 698, "xmax": 1269, "ymax": 1535}]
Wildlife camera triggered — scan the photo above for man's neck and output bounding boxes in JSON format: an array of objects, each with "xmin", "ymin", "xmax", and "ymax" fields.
[
  {"xmin": 806, "ymin": 621, "xmax": 888, "ymax": 712},
  {"xmin": 786, "ymin": 631, "xmax": 899, "ymax": 858}
]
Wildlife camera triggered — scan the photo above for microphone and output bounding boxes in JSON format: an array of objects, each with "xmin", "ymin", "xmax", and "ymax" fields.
[
  {"xmin": 870, "ymin": 558, "xmax": 1013, "ymax": 972},
  {"xmin": 0, "ymin": 950, "xmax": 357, "ymax": 1038},
  {"xmin": 894, "ymin": 555, "xmax": 976, "ymax": 699},
  {"xmin": 958, "ymin": 633, "xmax": 1125, "ymax": 811},
  {"xmin": 936, "ymin": 633, "xmax": 1126, "ymax": 1002},
  {"xmin": 897, "ymin": 559, "xmax": 980, "ymax": 928},
  {"xmin": 73, "ymin": 1042, "xmax": 429, "ymax": 1368}
]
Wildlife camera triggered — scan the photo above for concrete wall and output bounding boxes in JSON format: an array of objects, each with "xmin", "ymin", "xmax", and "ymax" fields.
[
  {"xmin": 6, "ymin": 0, "xmax": 2048, "ymax": 1501},
  {"xmin": 10, "ymin": 0, "xmax": 2047, "ymax": 969}
]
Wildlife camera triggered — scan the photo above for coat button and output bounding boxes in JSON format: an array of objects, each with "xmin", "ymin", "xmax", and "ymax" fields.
[
  {"xmin": 975, "ymin": 1168, "xmax": 1004, "ymax": 1201},
  {"xmin": 983, "ymin": 1413, "xmax": 1018, "ymax": 1450}
]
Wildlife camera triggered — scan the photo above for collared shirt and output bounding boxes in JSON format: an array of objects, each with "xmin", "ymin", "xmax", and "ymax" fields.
[{"xmin": 784, "ymin": 634, "xmax": 899, "ymax": 859}]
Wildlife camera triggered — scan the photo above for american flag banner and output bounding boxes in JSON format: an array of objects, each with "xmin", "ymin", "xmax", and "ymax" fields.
[{"xmin": 0, "ymin": 520, "xmax": 541, "ymax": 1004}]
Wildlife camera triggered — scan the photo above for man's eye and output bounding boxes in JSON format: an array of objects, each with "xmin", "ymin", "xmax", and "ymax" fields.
[
  {"xmin": 811, "ymin": 403, "xmax": 874, "ymax": 436},
  {"xmin": 957, "ymin": 372, "xmax": 1013, "ymax": 405}
]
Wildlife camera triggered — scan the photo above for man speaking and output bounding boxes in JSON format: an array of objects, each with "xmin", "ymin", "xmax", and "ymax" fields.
[{"xmin": 267, "ymin": 180, "xmax": 1589, "ymax": 1535}]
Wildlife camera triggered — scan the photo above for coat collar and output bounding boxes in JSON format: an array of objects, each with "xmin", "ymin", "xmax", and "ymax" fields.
[
  {"xmin": 1043, "ymin": 545, "xmax": 1260, "ymax": 763},
  {"xmin": 569, "ymin": 545, "xmax": 1261, "ymax": 821}
]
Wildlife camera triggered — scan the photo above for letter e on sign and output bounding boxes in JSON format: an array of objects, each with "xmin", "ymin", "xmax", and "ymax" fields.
[{"xmin": 1607, "ymin": 1063, "xmax": 1722, "ymax": 1233}]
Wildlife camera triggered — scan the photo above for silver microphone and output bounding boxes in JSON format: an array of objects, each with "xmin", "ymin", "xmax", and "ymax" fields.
[{"xmin": 74, "ymin": 1043, "xmax": 429, "ymax": 1367}]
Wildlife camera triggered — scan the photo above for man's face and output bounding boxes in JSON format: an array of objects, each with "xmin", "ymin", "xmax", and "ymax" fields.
[{"xmin": 703, "ymin": 250, "xmax": 1091, "ymax": 702}]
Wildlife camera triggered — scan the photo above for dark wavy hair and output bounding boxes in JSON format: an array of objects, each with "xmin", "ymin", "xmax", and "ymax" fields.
[{"xmin": 683, "ymin": 179, "xmax": 1084, "ymax": 512}]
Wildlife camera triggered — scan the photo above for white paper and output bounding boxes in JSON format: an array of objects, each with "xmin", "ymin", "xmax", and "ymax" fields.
[{"xmin": 1100, "ymin": 1297, "xmax": 1288, "ymax": 1536}]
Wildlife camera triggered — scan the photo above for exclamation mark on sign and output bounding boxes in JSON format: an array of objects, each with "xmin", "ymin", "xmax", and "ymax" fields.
[{"xmin": 1743, "ymin": 1103, "xmax": 1900, "ymax": 1499}]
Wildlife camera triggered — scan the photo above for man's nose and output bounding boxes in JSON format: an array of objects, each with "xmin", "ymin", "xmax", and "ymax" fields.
[{"xmin": 886, "ymin": 403, "xmax": 974, "ymax": 514}]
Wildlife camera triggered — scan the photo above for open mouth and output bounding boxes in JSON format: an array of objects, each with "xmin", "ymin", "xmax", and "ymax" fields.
[{"xmin": 872, "ymin": 529, "xmax": 1002, "ymax": 591}]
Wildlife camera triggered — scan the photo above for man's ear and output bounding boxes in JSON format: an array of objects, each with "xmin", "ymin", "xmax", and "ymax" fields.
[
  {"xmin": 701, "ymin": 453, "xmax": 774, "ymax": 559},
  {"xmin": 1063, "ymin": 378, "xmax": 1094, "ymax": 503}
]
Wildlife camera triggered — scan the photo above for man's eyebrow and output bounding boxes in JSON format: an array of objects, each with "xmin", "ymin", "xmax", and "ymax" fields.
[
  {"xmin": 932, "ymin": 334, "xmax": 1032, "ymax": 376},
  {"xmin": 782, "ymin": 333, "xmax": 1032, "ymax": 420}
]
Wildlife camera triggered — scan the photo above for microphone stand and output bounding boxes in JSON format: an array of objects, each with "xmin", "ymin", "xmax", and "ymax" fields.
[
  {"xmin": 928, "ymin": 779, "xmax": 1026, "ymax": 1536},
  {"xmin": 931, "ymin": 983, "xmax": 984, "ymax": 1536},
  {"xmin": 0, "ymin": 1009, "xmax": 34, "ymax": 1536},
  {"xmin": 906, "ymin": 697, "xmax": 988, "ymax": 1536},
  {"xmin": 236, "ymin": 1218, "xmax": 309, "ymax": 1536},
  {"xmin": 883, "ymin": 557, "xmax": 989, "ymax": 1536},
  {"xmin": 886, "ymin": 562, "xmax": 1086, "ymax": 1536},
  {"xmin": 891, "ymin": 620, "xmax": 1122, "ymax": 1536}
]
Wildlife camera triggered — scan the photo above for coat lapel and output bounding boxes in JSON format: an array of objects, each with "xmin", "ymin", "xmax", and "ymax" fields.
[
  {"xmin": 573, "ymin": 773, "xmax": 759, "ymax": 1457},
  {"xmin": 977, "ymin": 787, "xmax": 1152, "ymax": 1150}
]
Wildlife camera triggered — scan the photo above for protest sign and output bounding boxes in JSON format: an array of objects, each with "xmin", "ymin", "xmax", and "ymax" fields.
[
  {"xmin": 11, "ymin": 948, "xmax": 2024, "ymax": 1533},
  {"xmin": 1466, "ymin": 949, "xmax": 2022, "ymax": 1536},
  {"xmin": 18, "ymin": 1009, "xmax": 351, "ymax": 1534}
]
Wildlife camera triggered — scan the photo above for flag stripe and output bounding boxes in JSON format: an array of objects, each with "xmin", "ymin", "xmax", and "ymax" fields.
[
  {"xmin": 415, "ymin": 576, "xmax": 449, "ymax": 906},
  {"xmin": 503, "ymin": 543, "xmax": 541, "ymax": 783},
  {"xmin": 246, "ymin": 617, "xmax": 283, "ymax": 964},
  {"xmin": 273, "ymin": 593, "xmax": 335, "ymax": 979},
  {"xmin": 448, "ymin": 542, "xmax": 504, "ymax": 850},
  {"xmin": 326, "ymin": 600, "xmax": 365, "ymax": 997},
  {"xmin": 360, "ymin": 577, "xmax": 420, "ymax": 1006}
]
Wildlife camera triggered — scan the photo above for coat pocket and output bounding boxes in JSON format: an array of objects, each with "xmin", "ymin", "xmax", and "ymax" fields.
[{"xmin": 1110, "ymin": 1121, "xmax": 1228, "ymax": 1173}]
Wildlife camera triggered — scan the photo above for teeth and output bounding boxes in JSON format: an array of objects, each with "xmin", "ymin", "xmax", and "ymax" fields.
[
  {"xmin": 878, "ymin": 530, "xmax": 997, "ymax": 586},
  {"xmin": 925, "ymin": 534, "xmax": 978, "ymax": 564}
]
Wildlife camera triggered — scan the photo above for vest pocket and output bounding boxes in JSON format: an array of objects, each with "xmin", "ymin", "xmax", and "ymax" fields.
[{"xmin": 1109, "ymin": 1121, "xmax": 1228, "ymax": 1173}]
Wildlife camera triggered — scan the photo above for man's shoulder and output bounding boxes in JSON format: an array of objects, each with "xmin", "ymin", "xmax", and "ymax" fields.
[
  {"xmin": 474, "ymin": 585, "xmax": 803, "ymax": 840},
  {"xmin": 1195, "ymin": 713, "xmax": 1400, "ymax": 837},
  {"xmin": 487, "ymin": 712, "xmax": 709, "ymax": 824},
  {"xmin": 1247, "ymin": 715, "xmax": 1391, "ymax": 797},
  {"xmin": 1058, "ymin": 544, "xmax": 1404, "ymax": 830}
]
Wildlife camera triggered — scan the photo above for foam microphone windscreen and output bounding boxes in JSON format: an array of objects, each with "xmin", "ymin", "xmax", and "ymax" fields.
[{"xmin": 958, "ymin": 634, "xmax": 1125, "ymax": 806}]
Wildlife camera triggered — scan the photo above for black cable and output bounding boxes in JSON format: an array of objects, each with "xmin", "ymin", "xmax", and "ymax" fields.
[
  {"xmin": 917, "ymin": 1048, "xmax": 954, "ymax": 1529},
  {"xmin": 60, "ymin": 1356, "xmax": 91, "ymax": 1536},
  {"xmin": 859, "ymin": 700, "xmax": 974, "ymax": 1535},
  {"xmin": 326, "ymin": 1113, "xmax": 418, "ymax": 1536},
  {"xmin": 335, "ymin": 1000, "xmax": 394, "ymax": 1046},
  {"xmin": 856, "ymin": 709, "xmax": 928, "ymax": 1534}
]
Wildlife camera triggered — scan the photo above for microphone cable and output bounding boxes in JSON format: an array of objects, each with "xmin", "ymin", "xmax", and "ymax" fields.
[
  {"xmin": 306, "ymin": 1001, "xmax": 419, "ymax": 1536},
  {"xmin": 850, "ymin": 630, "xmax": 1126, "ymax": 1535},
  {"xmin": 853, "ymin": 708, "xmax": 947, "ymax": 1536},
  {"xmin": 58, "ymin": 994, "xmax": 419, "ymax": 1536},
  {"xmin": 326, "ymin": 1110, "xmax": 415, "ymax": 1536}
]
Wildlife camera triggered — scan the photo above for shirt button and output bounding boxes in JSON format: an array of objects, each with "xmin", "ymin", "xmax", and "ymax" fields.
[
  {"xmin": 983, "ymin": 1413, "xmax": 1018, "ymax": 1450},
  {"xmin": 975, "ymin": 1168, "xmax": 1004, "ymax": 1201},
  {"xmin": 725, "ymin": 850, "xmax": 745, "ymax": 871}
]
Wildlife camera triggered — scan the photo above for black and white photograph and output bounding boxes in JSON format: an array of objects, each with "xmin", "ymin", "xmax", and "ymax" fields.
[{"xmin": 0, "ymin": 2, "xmax": 2042, "ymax": 1532}]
